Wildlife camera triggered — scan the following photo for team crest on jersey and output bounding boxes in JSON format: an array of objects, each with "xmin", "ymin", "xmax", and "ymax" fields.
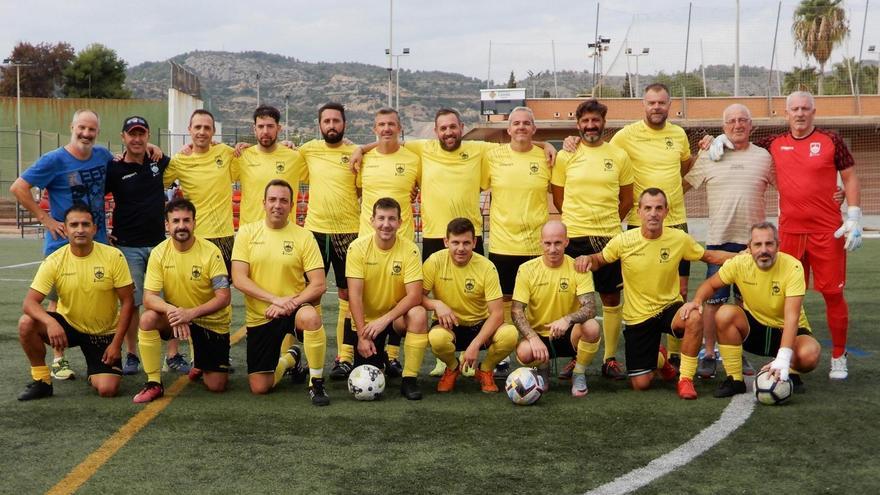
[
  {"xmin": 665, "ymin": 138, "xmax": 674, "ymax": 149},
  {"xmin": 191, "ymin": 265, "xmax": 202, "ymax": 280},
  {"xmin": 275, "ymin": 162, "xmax": 285, "ymax": 173},
  {"xmin": 395, "ymin": 164, "xmax": 406, "ymax": 176},
  {"xmin": 282, "ymin": 241, "xmax": 294, "ymax": 254},
  {"xmin": 150, "ymin": 162, "xmax": 160, "ymax": 176},
  {"xmin": 464, "ymin": 278, "xmax": 476, "ymax": 293},
  {"xmin": 460, "ymin": 152, "xmax": 469, "ymax": 160},
  {"xmin": 659, "ymin": 248, "xmax": 671, "ymax": 263},
  {"xmin": 809, "ymin": 142, "xmax": 821, "ymax": 157},
  {"xmin": 771, "ymin": 281, "xmax": 781, "ymax": 295},
  {"xmin": 392, "ymin": 261, "xmax": 402, "ymax": 275},
  {"xmin": 559, "ymin": 278, "xmax": 570, "ymax": 292},
  {"xmin": 341, "ymin": 156, "xmax": 350, "ymax": 164},
  {"xmin": 603, "ymin": 159, "xmax": 613, "ymax": 171},
  {"xmin": 93, "ymin": 266, "xmax": 105, "ymax": 281},
  {"xmin": 529, "ymin": 162, "xmax": 540, "ymax": 175},
  {"xmin": 215, "ymin": 158, "xmax": 224, "ymax": 168}
]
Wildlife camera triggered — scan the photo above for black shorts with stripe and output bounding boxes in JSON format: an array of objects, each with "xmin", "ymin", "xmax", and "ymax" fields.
[
  {"xmin": 246, "ymin": 307, "xmax": 308, "ymax": 373},
  {"xmin": 48, "ymin": 312, "xmax": 122, "ymax": 376},
  {"xmin": 565, "ymin": 235, "xmax": 622, "ymax": 294},
  {"xmin": 312, "ymin": 231, "xmax": 357, "ymax": 289},
  {"xmin": 623, "ymin": 302, "xmax": 684, "ymax": 377},
  {"xmin": 742, "ymin": 309, "xmax": 812, "ymax": 357}
]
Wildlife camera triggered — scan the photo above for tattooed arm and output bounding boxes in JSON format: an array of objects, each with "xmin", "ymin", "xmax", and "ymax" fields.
[
  {"xmin": 547, "ymin": 292, "xmax": 597, "ymax": 339},
  {"xmin": 512, "ymin": 300, "xmax": 549, "ymax": 363}
]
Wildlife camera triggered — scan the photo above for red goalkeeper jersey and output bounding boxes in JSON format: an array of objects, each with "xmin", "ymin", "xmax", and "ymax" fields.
[{"xmin": 757, "ymin": 128, "xmax": 854, "ymax": 234}]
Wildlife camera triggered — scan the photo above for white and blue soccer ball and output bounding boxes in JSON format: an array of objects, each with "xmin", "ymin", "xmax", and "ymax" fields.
[
  {"xmin": 348, "ymin": 364, "xmax": 386, "ymax": 401},
  {"xmin": 505, "ymin": 367, "xmax": 544, "ymax": 406},
  {"xmin": 754, "ymin": 370, "xmax": 793, "ymax": 405}
]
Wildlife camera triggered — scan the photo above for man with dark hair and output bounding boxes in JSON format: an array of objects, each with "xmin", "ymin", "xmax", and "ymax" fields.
[
  {"xmin": 551, "ymin": 99, "xmax": 633, "ymax": 381},
  {"xmin": 423, "ymin": 218, "xmax": 517, "ymax": 393},
  {"xmin": 133, "ymin": 198, "xmax": 232, "ymax": 402},
  {"xmin": 17, "ymin": 205, "xmax": 134, "ymax": 400},
  {"xmin": 346, "ymin": 197, "xmax": 428, "ymax": 400}
]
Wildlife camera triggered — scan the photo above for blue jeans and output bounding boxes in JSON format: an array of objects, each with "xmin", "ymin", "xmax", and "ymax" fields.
[
  {"xmin": 119, "ymin": 245, "xmax": 153, "ymax": 307},
  {"xmin": 705, "ymin": 243, "xmax": 746, "ymax": 304}
]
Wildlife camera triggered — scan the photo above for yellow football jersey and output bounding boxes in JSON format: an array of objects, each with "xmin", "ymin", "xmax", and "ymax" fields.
[
  {"xmin": 601, "ymin": 228, "xmax": 705, "ymax": 324},
  {"xmin": 718, "ymin": 252, "xmax": 811, "ymax": 330},
  {"xmin": 422, "ymin": 250, "xmax": 503, "ymax": 326},
  {"xmin": 145, "ymin": 237, "xmax": 231, "ymax": 333},
  {"xmin": 232, "ymin": 220, "xmax": 325, "ymax": 327},
  {"xmin": 610, "ymin": 120, "xmax": 691, "ymax": 226},
  {"xmin": 231, "ymin": 146, "xmax": 306, "ymax": 225},
  {"xmin": 299, "ymin": 139, "xmax": 360, "ymax": 234},
  {"xmin": 551, "ymin": 142, "xmax": 634, "ymax": 237},
  {"xmin": 481, "ymin": 144, "xmax": 551, "ymax": 256},
  {"xmin": 166, "ymin": 144, "xmax": 235, "ymax": 238},
  {"xmin": 31, "ymin": 243, "xmax": 133, "ymax": 336},
  {"xmin": 346, "ymin": 234, "xmax": 422, "ymax": 323},
  {"xmin": 512, "ymin": 255, "xmax": 595, "ymax": 337},
  {"xmin": 406, "ymin": 139, "xmax": 496, "ymax": 239},
  {"xmin": 357, "ymin": 146, "xmax": 421, "ymax": 241}
]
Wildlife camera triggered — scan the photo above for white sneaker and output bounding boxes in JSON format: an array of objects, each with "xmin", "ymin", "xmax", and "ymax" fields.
[{"xmin": 829, "ymin": 353, "xmax": 848, "ymax": 380}]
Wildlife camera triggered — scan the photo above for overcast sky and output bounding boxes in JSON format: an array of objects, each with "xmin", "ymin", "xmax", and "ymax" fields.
[{"xmin": 1, "ymin": 0, "xmax": 877, "ymax": 84}]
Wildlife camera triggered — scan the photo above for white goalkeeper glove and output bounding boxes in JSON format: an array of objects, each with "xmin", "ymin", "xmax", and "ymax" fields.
[
  {"xmin": 769, "ymin": 347, "xmax": 793, "ymax": 382},
  {"xmin": 833, "ymin": 206, "xmax": 863, "ymax": 252},
  {"xmin": 708, "ymin": 134, "xmax": 734, "ymax": 162}
]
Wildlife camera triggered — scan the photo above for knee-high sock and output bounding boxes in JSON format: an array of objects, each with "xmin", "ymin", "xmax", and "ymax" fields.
[
  {"xmin": 274, "ymin": 351, "xmax": 297, "ymax": 386},
  {"xmin": 602, "ymin": 304, "xmax": 623, "ymax": 361},
  {"xmin": 503, "ymin": 300, "xmax": 513, "ymax": 325},
  {"xmin": 31, "ymin": 365, "xmax": 51, "ymax": 384},
  {"xmin": 482, "ymin": 324, "xmax": 518, "ymax": 371},
  {"xmin": 679, "ymin": 353, "xmax": 698, "ymax": 381},
  {"xmin": 428, "ymin": 328, "xmax": 458, "ymax": 369},
  {"xmin": 822, "ymin": 291, "xmax": 849, "ymax": 358},
  {"xmin": 387, "ymin": 331, "xmax": 402, "ymax": 361},
  {"xmin": 402, "ymin": 333, "xmax": 429, "ymax": 378},
  {"xmin": 280, "ymin": 333, "xmax": 296, "ymax": 354},
  {"xmin": 336, "ymin": 299, "xmax": 349, "ymax": 358},
  {"xmin": 718, "ymin": 344, "xmax": 743, "ymax": 381},
  {"xmin": 304, "ymin": 326, "xmax": 327, "ymax": 383},
  {"xmin": 339, "ymin": 317, "xmax": 355, "ymax": 364},
  {"xmin": 574, "ymin": 338, "xmax": 600, "ymax": 374},
  {"xmin": 138, "ymin": 328, "xmax": 163, "ymax": 383},
  {"xmin": 667, "ymin": 335, "xmax": 682, "ymax": 357}
]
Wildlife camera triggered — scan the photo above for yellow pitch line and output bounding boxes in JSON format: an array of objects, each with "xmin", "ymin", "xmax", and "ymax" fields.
[{"xmin": 46, "ymin": 325, "xmax": 247, "ymax": 495}]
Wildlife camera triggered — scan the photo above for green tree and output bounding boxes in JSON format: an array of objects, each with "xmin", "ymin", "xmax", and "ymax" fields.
[
  {"xmin": 507, "ymin": 71, "xmax": 517, "ymax": 88},
  {"xmin": 652, "ymin": 71, "xmax": 709, "ymax": 97},
  {"xmin": 62, "ymin": 44, "xmax": 131, "ymax": 98},
  {"xmin": 783, "ymin": 66, "xmax": 819, "ymax": 94},
  {"xmin": 792, "ymin": 0, "xmax": 849, "ymax": 95},
  {"xmin": 0, "ymin": 42, "xmax": 74, "ymax": 97},
  {"xmin": 622, "ymin": 73, "xmax": 633, "ymax": 98}
]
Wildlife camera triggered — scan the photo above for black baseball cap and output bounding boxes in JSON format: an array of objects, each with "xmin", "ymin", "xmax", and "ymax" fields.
[{"xmin": 122, "ymin": 116, "xmax": 149, "ymax": 133}]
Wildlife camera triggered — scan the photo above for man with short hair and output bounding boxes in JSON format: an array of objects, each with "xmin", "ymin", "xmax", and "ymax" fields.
[
  {"xmin": 576, "ymin": 188, "xmax": 736, "ymax": 399},
  {"xmin": 551, "ymin": 99, "xmax": 633, "ymax": 381},
  {"xmin": 423, "ymin": 218, "xmax": 517, "ymax": 393},
  {"xmin": 511, "ymin": 221, "xmax": 602, "ymax": 397},
  {"xmin": 681, "ymin": 222, "xmax": 820, "ymax": 397},
  {"xmin": 346, "ymin": 197, "xmax": 428, "ymax": 400},
  {"xmin": 17, "ymin": 205, "xmax": 134, "ymax": 400},
  {"xmin": 684, "ymin": 103, "xmax": 773, "ymax": 379},
  {"xmin": 164, "ymin": 109, "xmax": 236, "ymax": 274},
  {"xmin": 133, "ymin": 199, "xmax": 232, "ymax": 402},
  {"xmin": 232, "ymin": 179, "xmax": 330, "ymax": 404}
]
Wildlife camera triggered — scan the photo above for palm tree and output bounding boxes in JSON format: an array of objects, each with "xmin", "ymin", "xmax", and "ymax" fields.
[
  {"xmin": 783, "ymin": 66, "xmax": 819, "ymax": 94},
  {"xmin": 791, "ymin": 0, "xmax": 849, "ymax": 95}
]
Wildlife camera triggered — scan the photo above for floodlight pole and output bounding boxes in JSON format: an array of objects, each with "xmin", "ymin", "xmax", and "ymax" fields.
[
  {"xmin": 387, "ymin": 0, "xmax": 394, "ymax": 107},
  {"xmin": 2, "ymin": 59, "xmax": 29, "ymax": 179}
]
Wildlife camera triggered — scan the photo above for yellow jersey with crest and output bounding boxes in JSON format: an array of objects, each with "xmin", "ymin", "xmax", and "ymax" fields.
[
  {"xmin": 357, "ymin": 146, "xmax": 421, "ymax": 241},
  {"xmin": 166, "ymin": 144, "xmax": 235, "ymax": 238},
  {"xmin": 345, "ymin": 234, "xmax": 422, "ymax": 323},
  {"xmin": 512, "ymin": 255, "xmax": 595, "ymax": 337},
  {"xmin": 231, "ymin": 146, "xmax": 306, "ymax": 225},
  {"xmin": 423, "ymin": 250, "xmax": 502, "ymax": 326},
  {"xmin": 299, "ymin": 139, "xmax": 360, "ymax": 234}
]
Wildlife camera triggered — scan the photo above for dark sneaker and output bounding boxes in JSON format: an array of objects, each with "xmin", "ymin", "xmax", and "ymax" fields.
[
  {"xmin": 123, "ymin": 353, "xmax": 141, "ymax": 375},
  {"xmin": 697, "ymin": 356, "xmax": 717, "ymax": 379},
  {"xmin": 494, "ymin": 360, "xmax": 511, "ymax": 381},
  {"xmin": 602, "ymin": 358, "xmax": 627, "ymax": 380},
  {"xmin": 385, "ymin": 358, "xmax": 403, "ymax": 378},
  {"xmin": 330, "ymin": 360, "xmax": 353, "ymax": 381},
  {"xmin": 713, "ymin": 375, "xmax": 746, "ymax": 398},
  {"xmin": 558, "ymin": 359, "xmax": 576, "ymax": 380},
  {"xmin": 287, "ymin": 347, "xmax": 307, "ymax": 384},
  {"xmin": 309, "ymin": 378, "xmax": 331, "ymax": 406},
  {"xmin": 165, "ymin": 353, "xmax": 191, "ymax": 374},
  {"xmin": 790, "ymin": 374, "xmax": 806, "ymax": 394},
  {"xmin": 400, "ymin": 376, "xmax": 422, "ymax": 400},
  {"xmin": 133, "ymin": 381, "xmax": 165, "ymax": 403},
  {"xmin": 18, "ymin": 380, "xmax": 53, "ymax": 401}
]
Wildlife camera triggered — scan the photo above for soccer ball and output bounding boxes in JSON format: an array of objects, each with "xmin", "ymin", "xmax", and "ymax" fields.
[
  {"xmin": 754, "ymin": 370, "xmax": 793, "ymax": 405},
  {"xmin": 505, "ymin": 367, "xmax": 544, "ymax": 406},
  {"xmin": 348, "ymin": 364, "xmax": 386, "ymax": 401}
]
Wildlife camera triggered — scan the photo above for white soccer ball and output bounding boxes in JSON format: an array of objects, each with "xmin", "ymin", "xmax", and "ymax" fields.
[
  {"xmin": 505, "ymin": 367, "xmax": 544, "ymax": 406},
  {"xmin": 754, "ymin": 370, "xmax": 793, "ymax": 405},
  {"xmin": 348, "ymin": 364, "xmax": 386, "ymax": 401}
]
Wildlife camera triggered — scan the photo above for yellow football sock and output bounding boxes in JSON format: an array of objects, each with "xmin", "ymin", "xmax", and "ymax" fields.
[
  {"xmin": 31, "ymin": 365, "xmax": 51, "ymax": 384},
  {"xmin": 503, "ymin": 300, "xmax": 513, "ymax": 325},
  {"xmin": 402, "ymin": 333, "xmax": 429, "ymax": 378},
  {"xmin": 138, "ymin": 328, "xmax": 163, "ymax": 383},
  {"xmin": 718, "ymin": 344, "xmax": 743, "ymax": 381},
  {"xmin": 303, "ymin": 326, "xmax": 327, "ymax": 382},
  {"xmin": 667, "ymin": 335, "xmax": 682, "ymax": 357},
  {"xmin": 602, "ymin": 304, "xmax": 623, "ymax": 361},
  {"xmin": 274, "ymin": 351, "xmax": 297, "ymax": 386},
  {"xmin": 339, "ymin": 317, "xmax": 355, "ymax": 364},
  {"xmin": 679, "ymin": 353, "xmax": 698, "ymax": 380},
  {"xmin": 336, "ymin": 299, "xmax": 349, "ymax": 355},
  {"xmin": 482, "ymin": 324, "xmax": 518, "ymax": 371},
  {"xmin": 574, "ymin": 338, "xmax": 600, "ymax": 374},
  {"xmin": 657, "ymin": 350, "xmax": 667, "ymax": 368},
  {"xmin": 280, "ymin": 333, "xmax": 296, "ymax": 355},
  {"xmin": 428, "ymin": 327, "xmax": 458, "ymax": 369}
]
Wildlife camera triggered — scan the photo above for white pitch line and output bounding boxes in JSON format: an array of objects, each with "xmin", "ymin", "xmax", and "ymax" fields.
[
  {"xmin": 0, "ymin": 278, "xmax": 31, "ymax": 282},
  {"xmin": 585, "ymin": 392, "xmax": 755, "ymax": 495},
  {"xmin": 0, "ymin": 261, "xmax": 41, "ymax": 270}
]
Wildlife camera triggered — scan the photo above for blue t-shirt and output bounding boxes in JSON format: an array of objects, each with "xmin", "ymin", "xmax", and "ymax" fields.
[{"xmin": 22, "ymin": 146, "xmax": 113, "ymax": 255}]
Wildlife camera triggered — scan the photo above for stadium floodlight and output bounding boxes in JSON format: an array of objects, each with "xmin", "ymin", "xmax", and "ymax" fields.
[{"xmin": 387, "ymin": 48, "xmax": 410, "ymax": 111}]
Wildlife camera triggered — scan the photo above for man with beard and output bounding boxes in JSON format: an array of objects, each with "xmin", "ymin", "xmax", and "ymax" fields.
[
  {"xmin": 551, "ymin": 99, "xmax": 633, "ymax": 381},
  {"xmin": 680, "ymin": 222, "xmax": 820, "ymax": 397},
  {"xmin": 297, "ymin": 103, "xmax": 361, "ymax": 381},
  {"xmin": 133, "ymin": 199, "xmax": 232, "ymax": 402}
]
